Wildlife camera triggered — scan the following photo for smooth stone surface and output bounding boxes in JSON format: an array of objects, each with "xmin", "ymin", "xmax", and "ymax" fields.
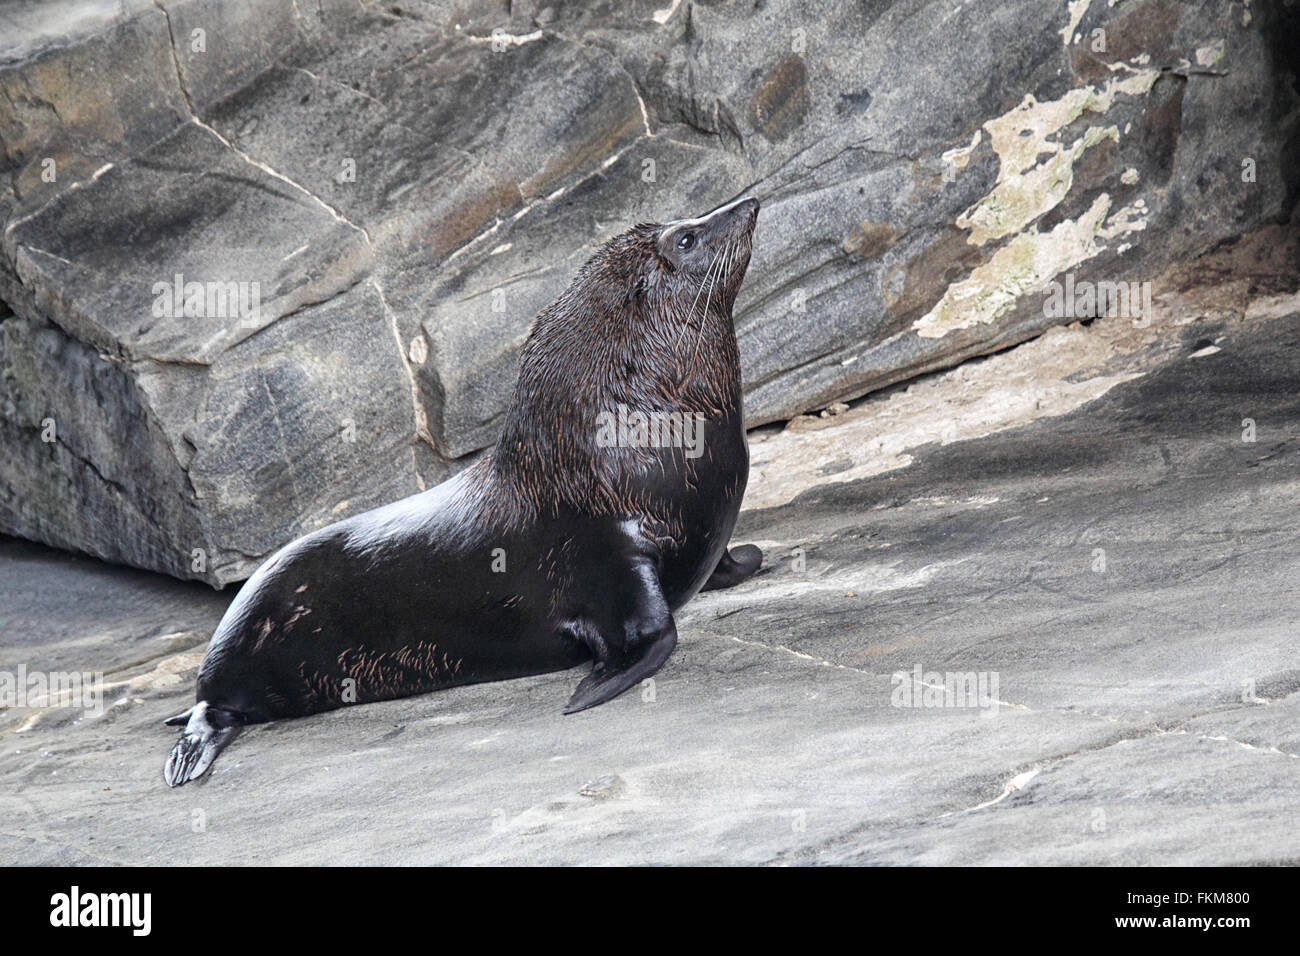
[{"xmin": 3, "ymin": 308, "xmax": 1297, "ymax": 865}]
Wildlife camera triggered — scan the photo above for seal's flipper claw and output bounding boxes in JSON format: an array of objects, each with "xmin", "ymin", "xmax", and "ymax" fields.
[
  {"xmin": 163, "ymin": 707, "xmax": 195, "ymax": 726},
  {"xmin": 163, "ymin": 701, "xmax": 243, "ymax": 787},
  {"xmin": 564, "ymin": 623, "xmax": 677, "ymax": 714},
  {"xmin": 701, "ymin": 544, "xmax": 763, "ymax": 591}
]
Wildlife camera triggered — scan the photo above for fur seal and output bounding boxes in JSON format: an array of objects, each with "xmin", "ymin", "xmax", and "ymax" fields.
[{"xmin": 163, "ymin": 197, "xmax": 763, "ymax": 786}]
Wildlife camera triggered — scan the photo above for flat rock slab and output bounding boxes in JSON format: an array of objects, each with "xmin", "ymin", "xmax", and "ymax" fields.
[
  {"xmin": 2, "ymin": 310, "xmax": 1298, "ymax": 865},
  {"xmin": 2, "ymin": 0, "xmax": 1297, "ymax": 584}
]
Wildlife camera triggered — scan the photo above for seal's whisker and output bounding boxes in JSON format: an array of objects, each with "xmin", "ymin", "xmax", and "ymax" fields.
[
  {"xmin": 686, "ymin": 246, "xmax": 724, "ymax": 329},
  {"xmin": 687, "ymin": 237, "xmax": 732, "ymax": 374},
  {"xmin": 675, "ymin": 243, "xmax": 726, "ymax": 367}
]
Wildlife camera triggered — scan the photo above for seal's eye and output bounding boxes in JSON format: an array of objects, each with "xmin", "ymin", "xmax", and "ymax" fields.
[{"xmin": 676, "ymin": 233, "xmax": 696, "ymax": 251}]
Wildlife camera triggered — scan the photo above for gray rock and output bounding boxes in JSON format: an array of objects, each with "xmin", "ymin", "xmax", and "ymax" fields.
[
  {"xmin": 0, "ymin": 0, "xmax": 1297, "ymax": 583},
  {"xmin": 2, "ymin": 304, "xmax": 1298, "ymax": 864}
]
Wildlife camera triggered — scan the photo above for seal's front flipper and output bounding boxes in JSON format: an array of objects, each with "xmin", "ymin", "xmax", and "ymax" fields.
[
  {"xmin": 565, "ymin": 553, "xmax": 678, "ymax": 714},
  {"xmin": 564, "ymin": 624, "xmax": 677, "ymax": 714},
  {"xmin": 163, "ymin": 701, "xmax": 243, "ymax": 787},
  {"xmin": 701, "ymin": 544, "xmax": 763, "ymax": 591}
]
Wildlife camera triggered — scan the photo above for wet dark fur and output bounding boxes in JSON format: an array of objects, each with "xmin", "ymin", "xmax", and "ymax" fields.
[{"xmin": 164, "ymin": 199, "xmax": 761, "ymax": 786}]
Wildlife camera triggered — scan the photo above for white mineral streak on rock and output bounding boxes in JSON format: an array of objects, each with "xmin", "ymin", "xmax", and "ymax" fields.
[
  {"xmin": 745, "ymin": 306, "xmax": 1180, "ymax": 509},
  {"xmin": 941, "ymin": 129, "xmax": 982, "ymax": 178},
  {"xmin": 913, "ymin": 68, "xmax": 1159, "ymax": 339},
  {"xmin": 956, "ymin": 70, "xmax": 1158, "ymax": 247},
  {"xmin": 1061, "ymin": 0, "xmax": 1092, "ymax": 47}
]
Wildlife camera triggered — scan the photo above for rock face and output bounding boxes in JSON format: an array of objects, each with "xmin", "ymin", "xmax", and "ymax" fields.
[{"xmin": 1, "ymin": 0, "xmax": 1297, "ymax": 584}]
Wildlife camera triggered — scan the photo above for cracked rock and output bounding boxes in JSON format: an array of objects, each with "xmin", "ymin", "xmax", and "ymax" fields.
[{"xmin": 0, "ymin": 0, "xmax": 1297, "ymax": 583}]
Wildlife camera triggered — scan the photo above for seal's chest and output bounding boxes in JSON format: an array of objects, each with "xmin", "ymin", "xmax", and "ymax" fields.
[{"xmin": 645, "ymin": 426, "xmax": 748, "ymax": 603}]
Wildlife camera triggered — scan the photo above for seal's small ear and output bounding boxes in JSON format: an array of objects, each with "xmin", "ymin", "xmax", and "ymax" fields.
[{"xmin": 628, "ymin": 272, "xmax": 649, "ymax": 301}]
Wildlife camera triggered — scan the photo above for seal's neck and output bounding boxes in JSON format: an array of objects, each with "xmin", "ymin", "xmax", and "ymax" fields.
[{"xmin": 490, "ymin": 287, "xmax": 742, "ymax": 516}]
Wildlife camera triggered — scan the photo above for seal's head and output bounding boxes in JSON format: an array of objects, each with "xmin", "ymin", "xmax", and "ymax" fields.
[
  {"xmin": 648, "ymin": 196, "xmax": 760, "ymax": 315},
  {"xmin": 512, "ymin": 196, "xmax": 760, "ymax": 366},
  {"xmin": 495, "ymin": 197, "xmax": 761, "ymax": 511}
]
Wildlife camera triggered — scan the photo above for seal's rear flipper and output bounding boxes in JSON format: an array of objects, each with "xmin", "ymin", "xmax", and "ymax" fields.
[
  {"xmin": 163, "ymin": 701, "xmax": 243, "ymax": 787},
  {"xmin": 564, "ymin": 549, "xmax": 679, "ymax": 714},
  {"xmin": 701, "ymin": 544, "xmax": 763, "ymax": 591}
]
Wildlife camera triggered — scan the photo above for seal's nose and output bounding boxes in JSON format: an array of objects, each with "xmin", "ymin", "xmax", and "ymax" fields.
[
  {"xmin": 702, "ymin": 196, "xmax": 760, "ymax": 226},
  {"xmin": 717, "ymin": 197, "xmax": 759, "ymax": 223}
]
